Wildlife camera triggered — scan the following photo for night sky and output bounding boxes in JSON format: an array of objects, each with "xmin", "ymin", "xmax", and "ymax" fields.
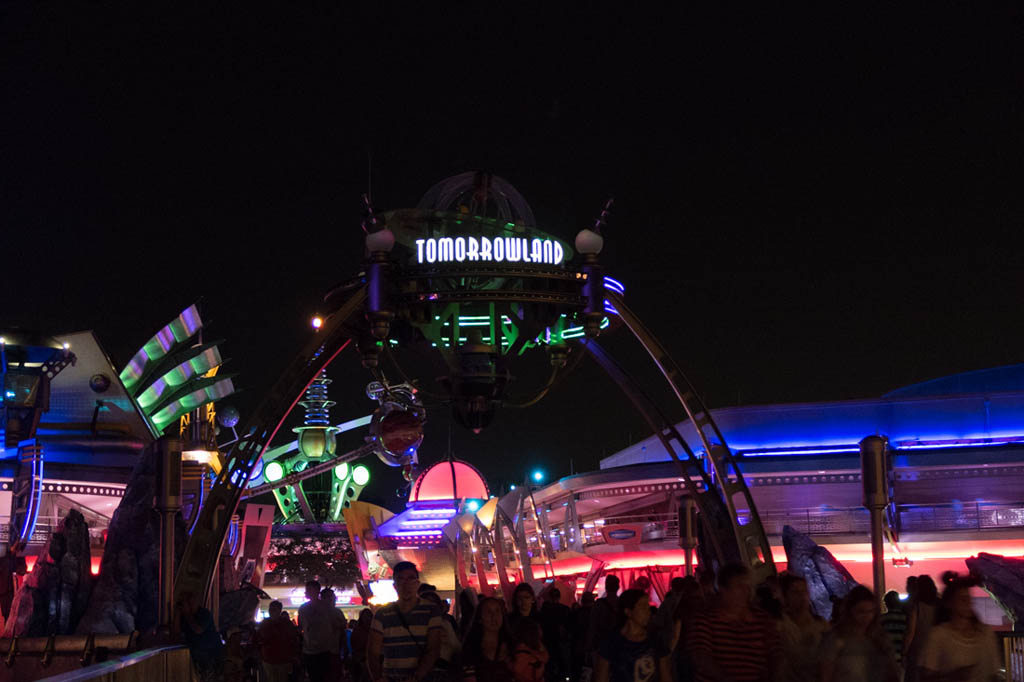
[{"xmin": 4, "ymin": 7, "xmax": 1024, "ymax": 505}]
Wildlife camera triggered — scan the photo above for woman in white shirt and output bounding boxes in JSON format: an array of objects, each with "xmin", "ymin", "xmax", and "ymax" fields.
[{"xmin": 920, "ymin": 578, "xmax": 1001, "ymax": 682}]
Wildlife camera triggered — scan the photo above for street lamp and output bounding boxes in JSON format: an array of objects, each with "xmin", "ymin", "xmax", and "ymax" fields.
[{"xmin": 532, "ymin": 470, "xmax": 544, "ymax": 483}]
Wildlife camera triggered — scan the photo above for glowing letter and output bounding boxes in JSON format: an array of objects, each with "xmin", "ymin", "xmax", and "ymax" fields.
[
  {"xmin": 426, "ymin": 239, "xmax": 437, "ymax": 263},
  {"xmin": 493, "ymin": 236, "xmax": 504, "ymax": 261},
  {"xmin": 480, "ymin": 237, "xmax": 492, "ymax": 261},
  {"xmin": 542, "ymin": 239, "xmax": 553, "ymax": 264},
  {"xmin": 553, "ymin": 241, "xmax": 564, "ymax": 265},
  {"xmin": 438, "ymin": 237, "xmax": 454, "ymax": 262},
  {"xmin": 531, "ymin": 239, "xmax": 543, "ymax": 263},
  {"xmin": 505, "ymin": 237, "xmax": 521, "ymax": 262},
  {"xmin": 416, "ymin": 239, "xmax": 426, "ymax": 263},
  {"xmin": 520, "ymin": 238, "xmax": 532, "ymax": 263},
  {"xmin": 455, "ymin": 237, "xmax": 466, "ymax": 262},
  {"xmin": 468, "ymin": 237, "xmax": 480, "ymax": 261}
]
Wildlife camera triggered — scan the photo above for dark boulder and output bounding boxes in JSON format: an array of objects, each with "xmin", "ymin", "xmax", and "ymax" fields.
[
  {"xmin": 782, "ymin": 525, "xmax": 858, "ymax": 620},
  {"xmin": 964, "ymin": 552, "xmax": 1024, "ymax": 624},
  {"xmin": 75, "ymin": 441, "xmax": 188, "ymax": 634},
  {"xmin": 3, "ymin": 509, "xmax": 94, "ymax": 636}
]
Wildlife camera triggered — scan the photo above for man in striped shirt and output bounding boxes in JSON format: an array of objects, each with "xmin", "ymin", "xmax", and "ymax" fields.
[
  {"xmin": 368, "ymin": 561, "xmax": 442, "ymax": 682},
  {"xmin": 687, "ymin": 563, "xmax": 781, "ymax": 682}
]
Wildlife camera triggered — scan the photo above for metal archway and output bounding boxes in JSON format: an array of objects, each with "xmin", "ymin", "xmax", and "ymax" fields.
[
  {"xmin": 173, "ymin": 288, "xmax": 367, "ymax": 607},
  {"xmin": 176, "ymin": 209, "xmax": 775, "ymax": 605}
]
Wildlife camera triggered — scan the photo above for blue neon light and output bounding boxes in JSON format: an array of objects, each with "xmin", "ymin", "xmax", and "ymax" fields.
[
  {"xmin": 603, "ymin": 277, "xmax": 626, "ymax": 294},
  {"xmin": 19, "ymin": 449, "xmax": 43, "ymax": 543}
]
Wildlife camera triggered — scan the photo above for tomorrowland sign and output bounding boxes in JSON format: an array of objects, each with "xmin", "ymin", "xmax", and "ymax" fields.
[{"xmin": 415, "ymin": 236, "xmax": 566, "ymax": 266}]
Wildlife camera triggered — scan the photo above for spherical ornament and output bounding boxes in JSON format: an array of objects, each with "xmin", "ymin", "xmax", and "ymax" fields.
[
  {"xmin": 378, "ymin": 410, "xmax": 424, "ymax": 459},
  {"xmin": 365, "ymin": 228, "xmax": 395, "ymax": 253},
  {"xmin": 217, "ymin": 404, "xmax": 240, "ymax": 428},
  {"xmin": 297, "ymin": 428, "xmax": 336, "ymax": 459},
  {"xmin": 402, "ymin": 463, "xmax": 419, "ymax": 482},
  {"xmin": 574, "ymin": 228, "xmax": 604, "ymax": 255},
  {"xmin": 89, "ymin": 374, "xmax": 111, "ymax": 394},
  {"xmin": 366, "ymin": 382, "xmax": 386, "ymax": 401}
]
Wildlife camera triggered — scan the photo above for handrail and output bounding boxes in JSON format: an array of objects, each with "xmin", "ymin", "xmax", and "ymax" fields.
[{"xmin": 37, "ymin": 645, "xmax": 190, "ymax": 682}]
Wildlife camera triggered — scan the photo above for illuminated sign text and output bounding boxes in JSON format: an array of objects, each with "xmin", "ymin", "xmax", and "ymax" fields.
[{"xmin": 415, "ymin": 236, "xmax": 564, "ymax": 266}]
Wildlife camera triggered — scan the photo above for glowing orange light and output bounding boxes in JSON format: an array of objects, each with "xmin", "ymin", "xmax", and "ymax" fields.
[{"xmin": 312, "ymin": 316, "xmax": 323, "ymax": 330}]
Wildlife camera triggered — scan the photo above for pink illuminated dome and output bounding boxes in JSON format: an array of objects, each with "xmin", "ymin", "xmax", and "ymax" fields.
[{"xmin": 411, "ymin": 459, "xmax": 490, "ymax": 502}]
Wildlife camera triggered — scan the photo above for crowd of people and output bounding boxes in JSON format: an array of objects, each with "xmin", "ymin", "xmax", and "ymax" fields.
[{"xmin": 182, "ymin": 562, "xmax": 1004, "ymax": 682}]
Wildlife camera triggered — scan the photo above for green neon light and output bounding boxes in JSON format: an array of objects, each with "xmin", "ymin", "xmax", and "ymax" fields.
[
  {"xmin": 352, "ymin": 465, "xmax": 370, "ymax": 486},
  {"xmin": 264, "ymin": 461, "xmax": 284, "ymax": 482},
  {"xmin": 334, "ymin": 462, "xmax": 350, "ymax": 480}
]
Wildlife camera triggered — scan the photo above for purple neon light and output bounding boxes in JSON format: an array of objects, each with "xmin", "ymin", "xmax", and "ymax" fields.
[
  {"xmin": 409, "ymin": 508, "xmax": 457, "ymax": 516},
  {"xmin": 740, "ymin": 446, "xmax": 861, "ymax": 457},
  {"xmin": 603, "ymin": 277, "xmax": 626, "ymax": 294},
  {"xmin": 391, "ymin": 530, "xmax": 444, "ymax": 537}
]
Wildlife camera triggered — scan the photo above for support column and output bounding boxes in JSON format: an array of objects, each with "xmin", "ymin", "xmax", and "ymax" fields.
[
  {"xmin": 680, "ymin": 497, "xmax": 697, "ymax": 576},
  {"xmin": 156, "ymin": 436, "xmax": 182, "ymax": 631},
  {"xmin": 860, "ymin": 435, "xmax": 888, "ymax": 600}
]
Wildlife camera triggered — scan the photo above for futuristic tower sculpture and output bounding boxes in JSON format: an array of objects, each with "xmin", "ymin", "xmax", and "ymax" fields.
[{"xmin": 175, "ymin": 172, "xmax": 776, "ymax": 608}]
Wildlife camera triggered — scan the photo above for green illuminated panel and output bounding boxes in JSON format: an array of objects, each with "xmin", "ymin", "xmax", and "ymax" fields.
[
  {"xmin": 136, "ymin": 345, "xmax": 223, "ymax": 409},
  {"xmin": 150, "ymin": 376, "xmax": 236, "ymax": 430},
  {"xmin": 120, "ymin": 305, "xmax": 202, "ymax": 392}
]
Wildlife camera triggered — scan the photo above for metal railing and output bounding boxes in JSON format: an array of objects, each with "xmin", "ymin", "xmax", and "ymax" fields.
[
  {"xmin": 0, "ymin": 516, "xmax": 107, "ymax": 548},
  {"xmin": 1002, "ymin": 632, "xmax": 1024, "ymax": 682},
  {"xmin": 561, "ymin": 502, "xmax": 1024, "ymax": 546},
  {"xmin": 37, "ymin": 645, "xmax": 193, "ymax": 682}
]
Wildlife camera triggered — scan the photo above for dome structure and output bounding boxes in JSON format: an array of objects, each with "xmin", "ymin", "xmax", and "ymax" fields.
[{"xmin": 411, "ymin": 459, "xmax": 489, "ymax": 502}]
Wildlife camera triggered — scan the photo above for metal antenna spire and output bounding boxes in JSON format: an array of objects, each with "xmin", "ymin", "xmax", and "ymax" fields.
[
  {"xmin": 361, "ymin": 193, "xmax": 379, "ymax": 234},
  {"xmin": 593, "ymin": 197, "xmax": 614, "ymax": 233}
]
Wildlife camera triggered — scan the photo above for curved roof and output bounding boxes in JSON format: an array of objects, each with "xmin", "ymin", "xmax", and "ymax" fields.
[
  {"xmin": 411, "ymin": 459, "xmax": 489, "ymax": 502},
  {"xmin": 884, "ymin": 364, "xmax": 1024, "ymax": 399}
]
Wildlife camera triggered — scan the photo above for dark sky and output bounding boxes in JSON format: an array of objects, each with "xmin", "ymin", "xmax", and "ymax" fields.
[{"xmin": 4, "ymin": 6, "xmax": 1024, "ymax": 503}]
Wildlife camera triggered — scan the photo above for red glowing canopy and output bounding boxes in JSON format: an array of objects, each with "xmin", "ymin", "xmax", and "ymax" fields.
[{"xmin": 411, "ymin": 459, "xmax": 489, "ymax": 502}]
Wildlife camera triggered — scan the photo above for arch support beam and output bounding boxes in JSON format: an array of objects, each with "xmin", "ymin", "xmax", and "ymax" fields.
[
  {"xmin": 596, "ymin": 291, "xmax": 776, "ymax": 580},
  {"xmin": 175, "ymin": 287, "xmax": 367, "ymax": 607}
]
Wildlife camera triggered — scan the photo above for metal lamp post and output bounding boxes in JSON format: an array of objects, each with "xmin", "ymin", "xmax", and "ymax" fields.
[
  {"xmin": 860, "ymin": 435, "xmax": 888, "ymax": 600},
  {"xmin": 156, "ymin": 436, "xmax": 182, "ymax": 630}
]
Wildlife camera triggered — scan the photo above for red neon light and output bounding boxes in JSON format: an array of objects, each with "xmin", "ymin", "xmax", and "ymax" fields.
[{"xmin": 412, "ymin": 460, "xmax": 489, "ymax": 502}]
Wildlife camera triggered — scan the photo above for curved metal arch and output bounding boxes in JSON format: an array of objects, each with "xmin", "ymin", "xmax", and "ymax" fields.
[
  {"xmin": 583, "ymin": 341, "xmax": 738, "ymax": 569},
  {"xmin": 602, "ymin": 291, "xmax": 775, "ymax": 579},
  {"xmin": 174, "ymin": 287, "xmax": 367, "ymax": 606}
]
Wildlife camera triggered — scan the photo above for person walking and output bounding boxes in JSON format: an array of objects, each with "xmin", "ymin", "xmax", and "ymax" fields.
[
  {"xmin": 321, "ymin": 588, "xmax": 348, "ymax": 681},
  {"xmin": 461, "ymin": 596, "xmax": 514, "ymax": 682},
  {"xmin": 510, "ymin": 618, "xmax": 549, "ymax": 682},
  {"xmin": 256, "ymin": 600, "xmax": 301, "ymax": 682},
  {"xmin": 919, "ymin": 578, "xmax": 1000, "ymax": 682},
  {"xmin": 178, "ymin": 591, "xmax": 226, "ymax": 682},
  {"xmin": 367, "ymin": 561, "xmax": 443, "ymax": 682},
  {"xmin": 777, "ymin": 573, "xmax": 828, "ymax": 682},
  {"xmin": 586, "ymin": 575, "xmax": 620, "ymax": 671},
  {"xmin": 880, "ymin": 591, "xmax": 908, "ymax": 674},
  {"xmin": 569, "ymin": 593, "xmax": 595, "ymax": 682},
  {"xmin": 508, "ymin": 583, "xmax": 539, "ymax": 631},
  {"xmin": 540, "ymin": 588, "xmax": 571, "ymax": 682},
  {"xmin": 686, "ymin": 563, "xmax": 781, "ymax": 682},
  {"xmin": 350, "ymin": 608, "xmax": 374, "ymax": 682},
  {"xmin": 819, "ymin": 585, "xmax": 898, "ymax": 682},
  {"xmin": 300, "ymin": 580, "xmax": 338, "ymax": 682},
  {"xmin": 594, "ymin": 589, "xmax": 670, "ymax": 682},
  {"xmin": 904, "ymin": 576, "xmax": 938, "ymax": 682}
]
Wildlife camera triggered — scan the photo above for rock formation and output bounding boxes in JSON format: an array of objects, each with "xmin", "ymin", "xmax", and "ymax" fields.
[
  {"xmin": 75, "ymin": 441, "xmax": 188, "ymax": 634},
  {"xmin": 964, "ymin": 552, "xmax": 1024, "ymax": 624},
  {"xmin": 3, "ymin": 509, "xmax": 94, "ymax": 636},
  {"xmin": 782, "ymin": 525, "xmax": 859, "ymax": 620}
]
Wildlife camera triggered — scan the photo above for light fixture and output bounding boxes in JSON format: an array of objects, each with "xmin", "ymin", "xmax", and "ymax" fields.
[
  {"xmin": 532, "ymin": 470, "xmax": 544, "ymax": 483},
  {"xmin": 334, "ymin": 462, "xmax": 350, "ymax": 480},
  {"xmin": 182, "ymin": 450, "xmax": 215, "ymax": 465},
  {"xmin": 352, "ymin": 464, "xmax": 370, "ymax": 486},
  {"xmin": 312, "ymin": 316, "xmax": 323, "ymax": 330},
  {"xmin": 264, "ymin": 461, "xmax": 285, "ymax": 483}
]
